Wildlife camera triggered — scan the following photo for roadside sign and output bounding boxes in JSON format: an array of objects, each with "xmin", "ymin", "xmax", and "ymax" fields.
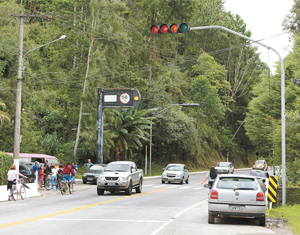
[
  {"xmin": 102, "ymin": 88, "xmax": 141, "ymax": 108},
  {"xmin": 267, "ymin": 176, "xmax": 278, "ymax": 203}
]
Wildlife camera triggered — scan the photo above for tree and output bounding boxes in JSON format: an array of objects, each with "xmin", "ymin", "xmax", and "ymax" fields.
[{"xmin": 0, "ymin": 99, "xmax": 10, "ymax": 127}]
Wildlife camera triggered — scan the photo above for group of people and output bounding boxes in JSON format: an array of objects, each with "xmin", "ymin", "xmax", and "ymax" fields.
[{"xmin": 32, "ymin": 160, "xmax": 78, "ymax": 190}]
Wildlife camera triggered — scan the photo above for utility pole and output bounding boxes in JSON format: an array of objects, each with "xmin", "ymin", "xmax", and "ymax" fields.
[{"xmin": 11, "ymin": 13, "xmax": 52, "ymax": 170}]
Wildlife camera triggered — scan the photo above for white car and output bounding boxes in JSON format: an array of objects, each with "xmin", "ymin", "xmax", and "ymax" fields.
[
  {"xmin": 161, "ymin": 164, "xmax": 189, "ymax": 184},
  {"xmin": 215, "ymin": 162, "xmax": 234, "ymax": 174},
  {"xmin": 205, "ymin": 174, "xmax": 266, "ymax": 226}
]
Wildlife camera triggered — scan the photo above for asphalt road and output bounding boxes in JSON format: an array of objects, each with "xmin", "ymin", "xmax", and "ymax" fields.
[{"xmin": 0, "ymin": 169, "xmax": 290, "ymax": 235}]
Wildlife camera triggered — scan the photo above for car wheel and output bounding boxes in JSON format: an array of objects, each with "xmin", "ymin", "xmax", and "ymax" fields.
[
  {"xmin": 186, "ymin": 177, "xmax": 189, "ymax": 184},
  {"xmin": 162, "ymin": 180, "xmax": 165, "ymax": 184},
  {"xmin": 125, "ymin": 181, "xmax": 132, "ymax": 195},
  {"xmin": 168, "ymin": 181, "xmax": 171, "ymax": 184},
  {"xmin": 136, "ymin": 179, "xmax": 142, "ymax": 193},
  {"xmin": 180, "ymin": 178, "xmax": 183, "ymax": 184},
  {"xmin": 258, "ymin": 215, "xmax": 266, "ymax": 226},
  {"xmin": 83, "ymin": 180, "xmax": 87, "ymax": 184},
  {"xmin": 208, "ymin": 211, "xmax": 214, "ymax": 224},
  {"xmin": 97, "ymin": 188, "xmax": 104, "ymax": 195},
  {"xmin": 232, "ymin": 170, "xmax": 234, "ymax": 174}
]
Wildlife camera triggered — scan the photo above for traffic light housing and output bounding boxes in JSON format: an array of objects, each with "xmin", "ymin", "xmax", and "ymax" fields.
[{"xmin": 150, "ymin": 23, "xmax": 190, "ymax": 34}]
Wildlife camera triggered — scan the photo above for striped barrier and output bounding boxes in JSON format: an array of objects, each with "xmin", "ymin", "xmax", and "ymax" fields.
[{"xmin": 267, "ymin": 176, "xmax": 278, "ymax": 203}]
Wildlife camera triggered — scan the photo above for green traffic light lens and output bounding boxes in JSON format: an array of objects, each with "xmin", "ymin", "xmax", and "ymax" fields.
[{"xmin": 180, "ymin": 24, "xmax": 188, "ymax": 32}]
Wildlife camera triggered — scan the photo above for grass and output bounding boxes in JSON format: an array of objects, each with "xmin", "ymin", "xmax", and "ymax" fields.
[{"xmin": 266, "ymin": 204, "xmax": 300, "ymax": 234}]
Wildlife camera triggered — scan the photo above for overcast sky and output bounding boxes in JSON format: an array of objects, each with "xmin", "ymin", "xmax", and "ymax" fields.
[{"xmin": 223, "ymin": 0, "xmax": 294, "ymax": 74}]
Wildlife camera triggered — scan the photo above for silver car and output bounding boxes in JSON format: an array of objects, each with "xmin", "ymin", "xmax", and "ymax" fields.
[
  {"xmin": 215, "ymin": 162, "xmax": 234, "ymax": 174},
  {"xmin": 161, "ymin": 164, "xmax": 189, "ymax": 184},
  {"xmin": 249, "ymin": 169, "xmax": 269, "ymax": 187},
  {"xmin": 206, "ymin": 174, "xmax": 266, "ymax": 226}
]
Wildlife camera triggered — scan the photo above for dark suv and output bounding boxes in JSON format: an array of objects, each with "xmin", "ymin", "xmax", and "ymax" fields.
[{"xmin": 19, "ymin": 164, "xmax": 36, "ymax": 183}]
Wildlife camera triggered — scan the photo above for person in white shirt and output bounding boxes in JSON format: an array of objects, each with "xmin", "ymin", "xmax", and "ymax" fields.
[
  {"xmin": 7, "ymin": 165, "xmax": 26, "ymax": 199},
  {"xmin": 50, "ymin": 164, "xmax": 58, "ymax": 190}
]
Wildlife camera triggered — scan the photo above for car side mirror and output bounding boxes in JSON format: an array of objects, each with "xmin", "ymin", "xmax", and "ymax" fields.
[{"xmin": 163, "ymin": 168, "xmax": 165, "ymax": 171}]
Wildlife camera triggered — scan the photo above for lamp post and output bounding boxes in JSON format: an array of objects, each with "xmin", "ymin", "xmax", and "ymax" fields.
[
  {"xmin": 149, "ymin": 103, "xmax": 199, "ymax": 176},
  {"xmin": 13, "ymin": 35, "xmax": 67, "ymax": 170}
]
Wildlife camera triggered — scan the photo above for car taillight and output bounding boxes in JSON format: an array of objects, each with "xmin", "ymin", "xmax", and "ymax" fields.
[
  {"xmin": 256, "ymin": 192, "xmax": 264, "ymax": 201},
  {"xmin": 210, "ymin": 190, "xmax": 218, "ymax": 199}
]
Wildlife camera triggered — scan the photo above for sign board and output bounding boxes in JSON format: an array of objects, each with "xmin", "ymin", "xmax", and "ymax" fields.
[
  {"xmin": 101, "ymin": 88, "xmax": 141, "ymax": 108},
  {"xmin": 267, "ymin": 176, "xmax": 278, "ymax": 203}
]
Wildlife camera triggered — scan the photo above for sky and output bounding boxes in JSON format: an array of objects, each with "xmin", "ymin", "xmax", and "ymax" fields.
[{"xmin": 223, "ymin": 0, "xmax": 294, "ymax": 74}]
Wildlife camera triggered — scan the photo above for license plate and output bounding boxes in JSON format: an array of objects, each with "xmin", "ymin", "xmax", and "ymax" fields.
[
  {"xmin": 168, "ymin": 178, "xmax": 174, "ymax": 181},
  {"xmin": 229, "ymin": 205, "xmax": 245, "ymax": 211},
  {"xmin": 108, "ymin": 182, "xmax": 115, "ymax": 186},
  {"xmin": 87, "ymin": 178, "xmax": 93, "ymax": 181}
]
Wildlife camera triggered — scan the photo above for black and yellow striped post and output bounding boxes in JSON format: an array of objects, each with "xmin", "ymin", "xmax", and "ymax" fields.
[{"xmin": 267, "ymin": 176, "xmax": 278, "ymax": 203}]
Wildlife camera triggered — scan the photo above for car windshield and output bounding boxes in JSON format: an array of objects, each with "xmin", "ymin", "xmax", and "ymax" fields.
[
  {"xmin": 250, "ymin": 171, "xmax": 266, "ymax": 177},
  {"xmin": 90, "ymin": 165, "xmax": 105, "ymax": 171},
  {"xmin": 255, "ymin": 160, "xmax": 264, "ymax": 164},
  {"xmin": 105, "ymin": 164, "xmax": 130, "ymax": 172},
  {"xmin": 217, "ymin": 177, "xmax": 258, "ymax": 190},
  {"xmin": 166, "ymin": 165, "xmax": 183, "ymax": 171},
  {"xmin": 217, "ymin": 163, "xmax": 228, "ymax": 167}
]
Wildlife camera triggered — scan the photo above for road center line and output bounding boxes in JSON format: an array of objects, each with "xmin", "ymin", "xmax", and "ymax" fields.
[
  {"xmin": 150, "ymin": 199, "xmax": 208, "ymax": 235},
  {"xmin": 0, "ymin": 188, "xmax": 170, "ymax": 230},
  {"xmin": 41, "ymin": 218, "xmax": 166, "ymax": 223}
]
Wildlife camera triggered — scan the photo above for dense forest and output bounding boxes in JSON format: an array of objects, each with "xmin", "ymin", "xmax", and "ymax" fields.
[{"xmin": 0, "ymin": 0, "xmax": 300, "ymax": 183}]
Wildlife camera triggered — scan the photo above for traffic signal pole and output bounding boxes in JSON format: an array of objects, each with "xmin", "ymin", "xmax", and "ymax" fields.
[{"xmin": 190, "ymin": 25, "xmax": 286, "ymax": 205}]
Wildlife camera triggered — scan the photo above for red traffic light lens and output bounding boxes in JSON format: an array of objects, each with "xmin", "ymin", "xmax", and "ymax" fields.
[
  {"xmin": 160, "ymin": 25, "xmax": 168, "ymax": 34},
  {"xmin": 151, "ymin": 26, "xmax": 159, "ymax": 34}
]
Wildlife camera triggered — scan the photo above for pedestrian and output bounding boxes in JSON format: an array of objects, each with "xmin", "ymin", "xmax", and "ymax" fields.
[
  {"xmin": 57, "ymin": 164, "xmax": 64, "ymax": 185},
  {"xmin": 71, "ymin": 162, "xmax": 78, "ymax": 184},
  {"xmin": 7, "ymin": 165, "xmax": 27, "ymax": 200},
  {"xmin": 84, "ymin": 159, "xmax": 93, "ymax": 170},
  {"xmin": 43, "ymin": 160, "xmax": 51, "ymax": 188},
  {"xmin": 51, "ymin": 165, "xmax": 58, "ymax": 190},
  {"xmin": 39, "ymin": 166, "xmax": 45, "ymax": 189},
  {"xmin": 262, "ymin": 179, "xmax": 267, "ymax": 195},
  {"xmin": 201, "ymin": 166, "xmax": 218, "ymax": 187}
]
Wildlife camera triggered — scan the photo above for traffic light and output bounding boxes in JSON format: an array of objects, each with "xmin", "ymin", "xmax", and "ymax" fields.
[{"xmin": 150, "ymin": 23, "xmax": 190, "ymax": 34}]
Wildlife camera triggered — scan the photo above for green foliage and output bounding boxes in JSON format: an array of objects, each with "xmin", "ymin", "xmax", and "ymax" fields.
[
  {"xmin": 0, "ymin": 151, "xmax": 14, "ymax": 185},
  {"xmin": 267, "ymin": 204, "xmax": 300, "ymax": 234}
]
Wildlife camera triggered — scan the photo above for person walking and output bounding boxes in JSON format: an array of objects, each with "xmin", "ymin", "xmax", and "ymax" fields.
[
  {"xmin": 7, "ymin": 165, "xmax": 26, "ymax": 200},
  {"xmin": 85, "ymin": 159, "xmax": 93, "ymax": 170}
]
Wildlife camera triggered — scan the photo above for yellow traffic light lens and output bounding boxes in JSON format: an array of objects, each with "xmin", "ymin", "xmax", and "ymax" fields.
[
  {"xmin": 134, "ymin": 96, "xmax": 139, "ymax": 101},
  {"xmin": 171, "ymin": 24, "xmax": 179, "ymax": 33}
]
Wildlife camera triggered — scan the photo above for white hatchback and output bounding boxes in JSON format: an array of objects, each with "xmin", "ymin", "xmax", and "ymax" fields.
[
  {"xmin": 205, "ymin": 174, "xmax": 266, "ymax": 226},
  {"xmin": 215, "ymin": 162, "xmax": 234, "ymax": 174}
]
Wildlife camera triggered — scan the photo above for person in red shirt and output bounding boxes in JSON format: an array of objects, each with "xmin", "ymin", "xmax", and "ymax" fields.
[{"xmin": 62, "ymin": 161, "xmax": 75, "ymax": 183}]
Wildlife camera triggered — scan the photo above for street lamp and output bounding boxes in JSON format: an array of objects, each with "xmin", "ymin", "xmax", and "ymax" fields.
[
  {"xmin": 149, "ymin": 103, "xmax": 200, "ymax": 176},
  {"xmin": 13, "ymin": 35, "xmax": 67, "ymax": 170}
]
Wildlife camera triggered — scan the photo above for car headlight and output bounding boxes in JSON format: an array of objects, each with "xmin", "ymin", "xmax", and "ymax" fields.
[
  {"xmin": 120, "ymin": 176, "xmax": 127, "ymax": 181},
  {"xmin": 176, "ymin": 173, "xmax": 183, "ymax": 177},
  {"xmin": 162, "ymin": 173, "xmax": 166, "ymax": 177},
  {"xmin": 83, "ymin": 173, "xmax": 87, "ymax": 176},
  {"xmin": 98, "ymin": 175, "xmax": 105, "ymax": 181}
]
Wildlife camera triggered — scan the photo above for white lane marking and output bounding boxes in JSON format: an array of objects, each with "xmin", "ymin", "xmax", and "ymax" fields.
[
  {"xmin": 142, "ymin": 185, "xmax": 153, "ymax": 187},
  {"xmin": 166, "ymin": 186, "xmax": 178, "ymax": 189},
  {"xmin": 178, "ymin": 187, "xmax": 190, "ymax": 190},
  {"xmin": 150, "ymin": 199, "xmax": 208, "ymax": 235},
  {"xmin": 41, "ymin": 219, "xmax": 166, "ymax": 223},
  {"xmin": 193, "ymin": 187, "xmax": 205, "ymax": 190},
  {"xmin": 154, "ymin": 185, "xmax": 165, "ymax": 188}
]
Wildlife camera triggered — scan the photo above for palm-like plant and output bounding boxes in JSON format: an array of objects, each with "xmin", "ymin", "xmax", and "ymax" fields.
[
  {"xmin": 0, "ymin": 99, "xmax": 10, "ymax": 127},
  {"xmin": 109, "ymin": 108, "xmax": 155, "ymax": 161}
]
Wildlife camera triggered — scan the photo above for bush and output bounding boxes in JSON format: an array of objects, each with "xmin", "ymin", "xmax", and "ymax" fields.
[
  {"xmin": 0, "ymin": 151, "xmax": 14, "ymax": 185},
  {"xmin": 277, "ymin": 187, "xmax": 300, "ymax": 205}
]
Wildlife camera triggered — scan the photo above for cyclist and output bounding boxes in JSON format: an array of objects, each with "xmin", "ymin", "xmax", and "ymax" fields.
[
  {"xmin": 7, "ymin": 165, "xmax": 27, "ymax": 201},
  {"xmin": 62, "ymin": 161, "xmax": 75, "ymax": 184}
]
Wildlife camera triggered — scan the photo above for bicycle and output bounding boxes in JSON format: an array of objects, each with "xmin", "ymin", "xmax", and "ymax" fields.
[
  {"xmin": 40, "ymin": 177, "xmax": 51, "ymax": 190},
  {"xmin": 11, "ymin": 177, "xmax": 30, "ymax": 200},
  {"xmin": 53, "ymin": 176, "xmax": 62, "ymax": 190},
  {"xmin": 61, "ymin": 179, "xmax": 74, "ymax": 195}
]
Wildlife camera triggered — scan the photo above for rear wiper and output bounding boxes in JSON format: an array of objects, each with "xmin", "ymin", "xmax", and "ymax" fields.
[{"xmin": 234, "ymin": 188, "xmax": 254, "ymax": 191}]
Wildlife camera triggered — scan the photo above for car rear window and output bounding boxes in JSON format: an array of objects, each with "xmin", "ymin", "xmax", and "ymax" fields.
[{"xmin": 217, "ymin": 177, "xmax": 258, "ymax": 190}]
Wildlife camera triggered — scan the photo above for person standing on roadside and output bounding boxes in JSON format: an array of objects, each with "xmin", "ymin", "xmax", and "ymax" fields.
[
  {"xmin": 71, "ymin": 162, "xmax": 78, "ymax": 183},
  {"xmin": 85, "ymin": 159, "xmax": 93, "ymax": 170},
  {"xmin": 51, "ymin": 164, "xmax": 58, "ymax": 190},
  {"xmin": 32, "ymin": 161, "xmax": 40, "ymax": 184},
  {"xmin": 39, "ymin": 166, "xmax": 45, "ymax": 189},
  {"xmin": 43, "ymin": 160, "xmax": 51, "ymax": 188}
]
